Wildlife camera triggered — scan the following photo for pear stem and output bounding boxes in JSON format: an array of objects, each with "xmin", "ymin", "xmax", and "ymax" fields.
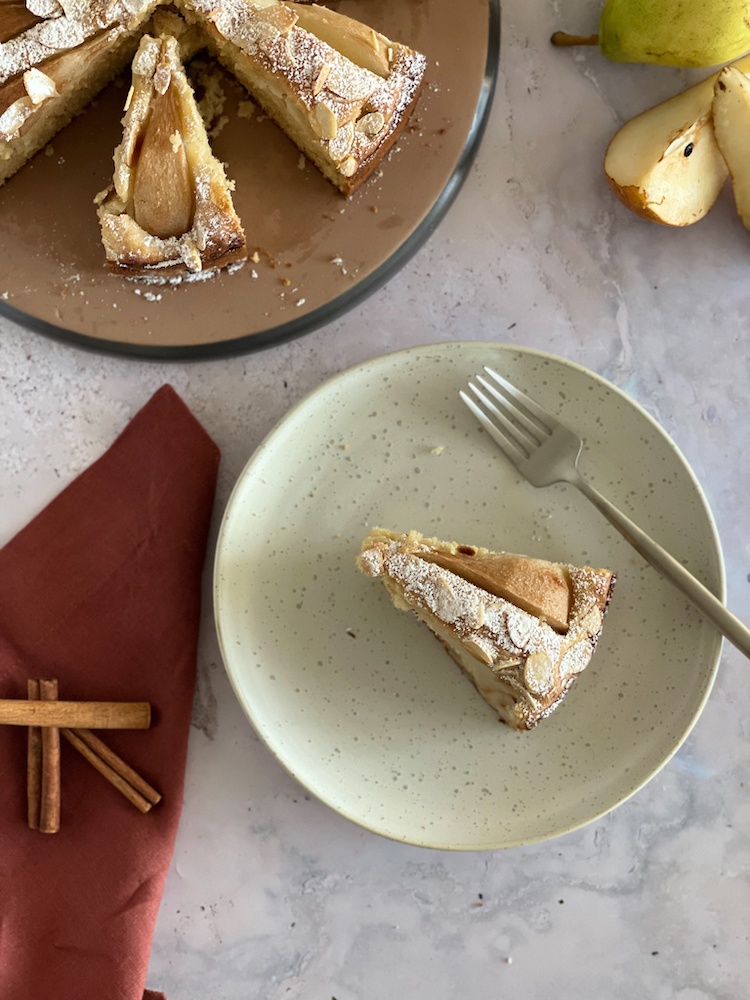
[{"xmin": 550, "ymin": 31, "xmax": 599, "ymax": 48}]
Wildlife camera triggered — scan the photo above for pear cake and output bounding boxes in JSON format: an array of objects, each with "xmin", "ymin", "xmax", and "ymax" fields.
[
  {"xmin": 96, "ymin": 33, "xmax": 247, "ymax": 277},
  {"xmin": 0, "ymin": 0, "xmax": 160, "ymax": 187},
  {"xmin": 357, "ymin": 528, "xmax": 616, "ymax": 731},
  {"xmin": 180, "ymin": 0, "xmax": 426, "ymax": 195},
  {"xmin": 0, "ymin": 0, "xmax": 426, "ymax": 272}
]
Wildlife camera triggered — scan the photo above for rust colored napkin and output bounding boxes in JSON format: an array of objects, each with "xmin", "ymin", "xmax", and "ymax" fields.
[{"xmin": 0, "ymin": 385, "xmax": 220, "ymax": 1000}]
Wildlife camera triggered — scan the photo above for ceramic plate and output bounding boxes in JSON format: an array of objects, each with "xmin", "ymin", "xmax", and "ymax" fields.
[
  {"xmin": 213, "ymin": 342, "xmax": 724, "ymax": 849},
  {"xmin": 0, "ymin": 0, "xmax": 498, "ymax": 359}
]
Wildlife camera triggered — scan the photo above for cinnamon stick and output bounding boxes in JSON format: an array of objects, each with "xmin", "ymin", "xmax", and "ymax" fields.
[
  {"xmin": 26, "ymin": 679, "xmax": 41, "ymax": 829},
  {"xmin": 0, "ymin": 699, "xmax": 151, "ymax": 729},
  {"xmin": 62, "ymin": 727, "xmax": 161, "ymax": 813},
  {"xmin": 38, "ymin": 679, "xmax": 60, "ymax": 834}
]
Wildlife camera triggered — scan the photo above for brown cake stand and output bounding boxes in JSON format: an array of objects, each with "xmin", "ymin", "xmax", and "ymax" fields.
[{"xmin": 0, "ymin": 0, "xmax": 500, "ymax": 358}]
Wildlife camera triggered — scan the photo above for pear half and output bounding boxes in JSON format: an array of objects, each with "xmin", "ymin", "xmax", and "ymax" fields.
[
  {"xmin": 604, "ymin": 54, "xmax": 750, "ymax": 226},
  {"xmin": 712, "ymin": 66, "xmax": 750, "ymax": 228}
]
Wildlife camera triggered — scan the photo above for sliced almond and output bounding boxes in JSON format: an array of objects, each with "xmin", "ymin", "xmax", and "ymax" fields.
[
  {"xmin": 132, "ymin": 87, "xmax": 194, "ymax": 239},
  {"xmin": 506, "ymin": 611, "xmax": 536, "ymax": 652},
  {"xmin": 328, "ymin": 119, "xmax": 353, "ymax": 161},
  {"xmin": 559, "ymin": 639, "xmax": 592, "ymax": 679},
  {"xmin": 0, "ymin": 70, "xmax": 28, "ymax": 119},
  {"xmin": 523, "ymin": 650, "xmax": 552, "ymax": 696},
  {"xmin": 355, "ymin": 111, "xmax": 385, "ymax": 136},
  {"xmin": 37, "ymin": 15, "xmax": 84, "ymax": 48},
  {"xmin": 258, "ymin": 1, "xmax": 297, "ymax": 35},
  {"xmin": 23, "ymin": 68, "xmax": 58, "ymax": 106},
  {"xmin": 179, "ymin": 236, "xmax": 202, "ymax": 272},
  {"xmin": 313, "ymin": 62, "xmax": 331, "ymax": 97},
  {"xmin": 578, "ymin": 606, "xmax": 603, "ymax": 638},
  {"xmin": 338, "ymin": 155, "xmax": 358, "ymax": 178},
  {"xmin": 26, "ymin": 0, "xmax": 63, "ymax": 17},
  {"xmin": 0, "ymin": 95, "xmax": 34, "ymax": 140},
  {"xmin": 324, "ymin": 62, "xmax": 378, "ymax": 103},
  {"xmin": 464, "ymin": 639, "xmax": 494, "ymax": 666},
  {"xmin": 314, "ymin": 100, "xmax": 338, "ymax": 140}
]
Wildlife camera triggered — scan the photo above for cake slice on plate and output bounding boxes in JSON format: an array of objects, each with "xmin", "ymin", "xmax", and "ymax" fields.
[
  {"xmin": 357, "ymin": 528, "xmax": 616, "ymax": 731},
  {"xmin": 95, "ymin": 32, "xmax": 247, "ymax": 278}
]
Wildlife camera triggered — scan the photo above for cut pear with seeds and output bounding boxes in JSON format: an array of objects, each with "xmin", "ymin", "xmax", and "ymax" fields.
[
  {"xmin": 604, "ymin": 54, "xmax": 750, "ymax": 226},
  {"xmin": 712, "ymin": 66, "xmax": 750, "ymax": 229}
]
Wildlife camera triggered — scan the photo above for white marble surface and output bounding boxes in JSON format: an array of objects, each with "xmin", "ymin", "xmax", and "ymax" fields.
[{"xmin": 2, "ymin": 0, "xmax": 750, "ymax": 996}]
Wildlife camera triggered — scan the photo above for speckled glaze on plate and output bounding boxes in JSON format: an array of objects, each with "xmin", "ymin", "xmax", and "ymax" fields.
[
  {"xmin": 0, "ymin": 0, "xmax": 498, "ymax": 358},
  {"xmin": 213, "ymin": 342, "xmax": 725, "ymax": 850}
]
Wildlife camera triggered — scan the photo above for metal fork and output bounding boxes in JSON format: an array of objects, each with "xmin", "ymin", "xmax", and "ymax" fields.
[{"xmin": 460, "ymin": 366, "xmax": 750, "ymax": 659}]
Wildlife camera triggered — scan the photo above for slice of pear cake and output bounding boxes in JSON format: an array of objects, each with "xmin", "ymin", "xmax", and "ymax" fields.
[
  {"xmin": 96, "ymin": 32, "xmax": 247, "ymax": 279},
  {"xmin": 181, "ymin": 0, "xmax": 426, "ymax": 196},
  {"xmin": 357, "ymin": 528, "xmax": 616, "ymax": 730}
]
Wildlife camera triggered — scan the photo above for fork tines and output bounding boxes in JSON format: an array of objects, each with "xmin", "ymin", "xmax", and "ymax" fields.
[{"xmin": 460, "ymin": 367, "xmax": 553, "ymax": 460}]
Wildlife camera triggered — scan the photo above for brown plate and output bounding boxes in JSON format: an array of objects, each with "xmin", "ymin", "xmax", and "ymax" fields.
[{"xmin": 0, "ymin": 0, "xmax": 499, "ymax": 358}]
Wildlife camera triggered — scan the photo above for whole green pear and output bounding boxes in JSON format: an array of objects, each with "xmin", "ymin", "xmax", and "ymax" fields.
[{"xmin": 599, "ymin": 0, "xmax": 750, "ymax": 66}]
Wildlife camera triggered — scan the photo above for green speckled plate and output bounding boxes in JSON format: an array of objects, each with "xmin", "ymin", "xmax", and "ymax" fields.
[{"xmin": 213, "ymin": 342, "xmax": 724, "ymax": 849}]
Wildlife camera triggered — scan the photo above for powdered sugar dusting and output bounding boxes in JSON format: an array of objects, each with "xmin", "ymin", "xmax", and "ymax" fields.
[
  {"xmin": 358, "ymin": 529, "xmax": 615, "ymax": 730},
  {"xmin": 0, "ymin": 0, "xmax": 152, "ymax": 85}
]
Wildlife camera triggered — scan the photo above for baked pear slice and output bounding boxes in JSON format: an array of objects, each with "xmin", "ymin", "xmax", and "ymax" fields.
[
  {"xmin": 357, "ymin": 528, "xmax": 616, "ymax": 731},
  {"xmin": 96, "ymin": 33, "xmax": 246, "ymax": 279}
]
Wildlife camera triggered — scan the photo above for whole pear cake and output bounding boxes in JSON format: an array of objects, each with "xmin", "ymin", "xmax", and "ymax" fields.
[{"xmin": 0, "ymin": 0, "xmax": 426, "ymax": 276}]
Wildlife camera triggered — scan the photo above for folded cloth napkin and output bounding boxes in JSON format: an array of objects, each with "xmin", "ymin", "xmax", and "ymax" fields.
[{"xmin": 0, "ymin": 385, "xmax": 220, "ymax": 1000}]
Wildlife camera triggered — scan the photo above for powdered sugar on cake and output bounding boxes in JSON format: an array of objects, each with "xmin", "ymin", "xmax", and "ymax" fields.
[{"xmin": 357, "ymin": 528, "xmax": 616, "ymax": 730}]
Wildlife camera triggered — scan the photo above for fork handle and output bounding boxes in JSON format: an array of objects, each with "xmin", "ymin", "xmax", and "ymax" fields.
[{"xmin": 573, "ymin": 474, "xmax": 750, "ymax": 659}]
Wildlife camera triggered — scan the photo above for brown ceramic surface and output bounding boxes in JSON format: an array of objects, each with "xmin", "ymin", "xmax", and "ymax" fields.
[{"xmin": 0, "ymin": 0, "xmax": 496, "ymax": 357}]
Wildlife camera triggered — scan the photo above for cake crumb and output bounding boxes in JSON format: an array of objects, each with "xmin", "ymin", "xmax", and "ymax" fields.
[
  {"xmin": 209, "ymin": 114, "xmax": 229, "ymax": 138},
  {"xmin": 430, "ymin": 445, "xmax": 444, "ymax": 456}
]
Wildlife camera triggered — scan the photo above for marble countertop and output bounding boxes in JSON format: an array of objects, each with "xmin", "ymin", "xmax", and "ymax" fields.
[{"xmin": 2, "ymin": 0, "xmax": 749, "ymax": 996}]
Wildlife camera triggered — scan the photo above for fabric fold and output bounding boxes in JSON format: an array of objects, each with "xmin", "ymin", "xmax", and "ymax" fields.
[{"xmin": 0, "ymin": 385, "xmax": 220, "ymax": 1000}]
